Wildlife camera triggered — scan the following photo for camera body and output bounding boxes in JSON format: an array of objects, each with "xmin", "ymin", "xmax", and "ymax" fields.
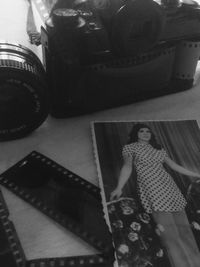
[{"xmin": 41, "ymin": 0, "xmax": 200, "ymax": 117}]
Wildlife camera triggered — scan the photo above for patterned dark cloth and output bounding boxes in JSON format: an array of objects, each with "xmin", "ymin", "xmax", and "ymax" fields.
[{"xmin": 107, "ymin": 198, "xmax": 170, "ymax": 267}]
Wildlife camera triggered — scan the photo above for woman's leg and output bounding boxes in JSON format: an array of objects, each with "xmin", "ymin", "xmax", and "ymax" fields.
[
  {"xmin": 152, "ymin": 211, "xmax": 192, "ymax": 267},
  {"xmin": 172, "ymin": 210, "xmax": 200, "ymax": 266}
]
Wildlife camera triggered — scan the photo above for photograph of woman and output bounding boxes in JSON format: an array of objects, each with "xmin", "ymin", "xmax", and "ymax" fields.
[{"xmin": 92, "ymin": 120, "xmax": 200, "ymax": 267}]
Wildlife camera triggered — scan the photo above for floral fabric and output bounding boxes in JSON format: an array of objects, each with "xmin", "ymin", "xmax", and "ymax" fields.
[
  {"xmin": 107, "ymin": 196, "xmax": 200, "ymax": 267},
  {"xmin": 107, "ymin": 197, "xmax": 170, "ymax": 267}
]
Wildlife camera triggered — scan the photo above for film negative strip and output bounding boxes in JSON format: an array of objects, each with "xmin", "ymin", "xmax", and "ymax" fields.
[
  {"xmin": 31, "ymin": 0, "xmax": 50, "ymax": 22},
  {"xmin": 87, "ymin": 45, "xmax": 176, "ymax": 71},
  {"xmin": 27, "ymin": 254, "xmax": 113, "ymax": 267},
  {"xmin": 0, "ymin": 188, "xmax": 26, "ymax": 267},
  {"xmin": 0, "ymin": 151, "xmax": 114, "ymax": 262}
]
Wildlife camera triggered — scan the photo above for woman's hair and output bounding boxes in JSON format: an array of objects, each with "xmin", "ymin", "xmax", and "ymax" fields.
[{"xmin": 127, "ymin": 123, "xmax": 162, "ymax": 150}]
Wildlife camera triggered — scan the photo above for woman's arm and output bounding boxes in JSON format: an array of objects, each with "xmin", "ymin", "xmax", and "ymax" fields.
[
  {"xmin": 164, "ymin": 157, "xmax": 200, "ymax": 179},
  {"xmin": 110, "ymin": 156, "xmax": 133, "ymax": 200}
]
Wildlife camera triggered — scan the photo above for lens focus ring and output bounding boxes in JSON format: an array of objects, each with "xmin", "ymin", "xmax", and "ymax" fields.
[{"xmin": 0, "ymin": 42, "xmax": 49, "ymax": 141}]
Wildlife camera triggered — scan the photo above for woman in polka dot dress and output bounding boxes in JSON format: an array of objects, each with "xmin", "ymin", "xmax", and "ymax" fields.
[{"xmin": 110, "ymin": 123, "xmax": 200, "ymax": 267}]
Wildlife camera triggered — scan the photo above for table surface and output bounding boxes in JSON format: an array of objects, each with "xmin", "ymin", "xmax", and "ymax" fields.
[{"xmin": 1, "ymin": 0, "xmax": 200, "ymax": 261}]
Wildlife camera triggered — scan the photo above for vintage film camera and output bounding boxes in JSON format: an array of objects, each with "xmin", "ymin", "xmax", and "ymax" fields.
[
  {"xmin": 1, "ymin": 0, "xmax": 200, "ymax": 141},
  {"xmin": 41, "ymin": 0, "xmax": 200, "ymax": 117}
]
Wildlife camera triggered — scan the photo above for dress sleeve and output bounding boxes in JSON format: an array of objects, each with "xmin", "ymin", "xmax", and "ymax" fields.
[
  {"xmin": 161, "ymin": 148, "xmax": 170, "ymax": 161},
  {"xmin": 122, "ymin": 144, "xmax": 134, "ymax": 161}
]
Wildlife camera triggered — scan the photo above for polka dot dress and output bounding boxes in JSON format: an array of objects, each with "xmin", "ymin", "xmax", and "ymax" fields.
[{"xmin": 122, "ymin": 142, "xmax": 187, "ymax": 214}]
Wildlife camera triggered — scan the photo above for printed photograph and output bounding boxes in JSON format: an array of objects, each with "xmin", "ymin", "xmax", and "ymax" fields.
[{"xmin": 92, "ymin": 120, "xmax": 200, "ymax": 267}]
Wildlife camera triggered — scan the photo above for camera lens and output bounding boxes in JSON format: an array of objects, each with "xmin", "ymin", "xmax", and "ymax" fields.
[
  {"xmin": 161, "ymin": 0, "xmax": 182, "ymax": 8},
  {"xmin": 0, "ymin": 42, "xmax": 49, "ymax": 141},
  {"xmin": 52, "ymin": 8, "xmax": 80, "ymax": 27},
  {"xmin": 111, "ymin": 0, "xmax": 166, "ymax": 56}
]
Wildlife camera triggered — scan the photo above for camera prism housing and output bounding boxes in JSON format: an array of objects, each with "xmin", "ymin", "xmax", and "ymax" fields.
[{"xmin": 41, "ymin": 0, "xmax": 200, "ymax": 118}]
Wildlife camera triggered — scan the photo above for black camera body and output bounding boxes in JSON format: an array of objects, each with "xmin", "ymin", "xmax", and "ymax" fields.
[{"xmin": 41, "ymin": 0, "xmax": 200, "ymax": 117}]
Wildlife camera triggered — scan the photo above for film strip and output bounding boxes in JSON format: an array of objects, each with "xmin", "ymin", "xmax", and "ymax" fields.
[
  {"xmin": 27, "ymin": 254, "xmax": 112, "ymax": 267},
  {"xmin": 0, "ymin": 188, "xmax": 26, "ymax": 267},
  {"xmin": 87, "ymin": 45, "xmax": 176, "ymax": 71},
  {"xmin": 31, "ymin": 0, "xmax": 50, "ymax": 22},
  {"xmin": 0, "ymin": 151, "xmax": 114, "ymax": 264}
]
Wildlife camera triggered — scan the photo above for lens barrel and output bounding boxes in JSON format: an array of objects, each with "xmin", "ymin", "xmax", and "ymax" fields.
[{"xmin": 0, "ymin": 42, "xmax": 49, "ymax": 141}]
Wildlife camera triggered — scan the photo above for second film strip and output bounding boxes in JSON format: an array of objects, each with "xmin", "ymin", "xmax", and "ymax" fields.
[{"xmin": 0, "ymin": 151, "xmax": 114, "ymax": 267}]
